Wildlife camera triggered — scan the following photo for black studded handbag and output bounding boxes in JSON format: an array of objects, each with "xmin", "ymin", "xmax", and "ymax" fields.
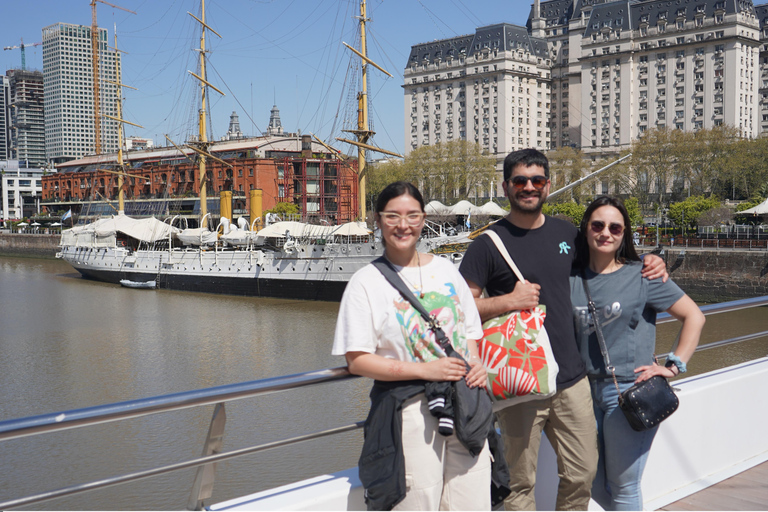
[{"xmin": 582, "ymin": 274, "xmax": 679, "ymax": 432}]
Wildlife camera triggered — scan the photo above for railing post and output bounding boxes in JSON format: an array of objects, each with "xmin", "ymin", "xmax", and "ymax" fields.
[{"xmin": 187, "ymin": 402, "xmax": 226, "ymax": 511}]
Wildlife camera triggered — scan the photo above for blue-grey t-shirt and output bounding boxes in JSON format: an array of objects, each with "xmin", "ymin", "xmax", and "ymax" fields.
[{"xmin": 569, "ymin": 261, "xmax": 685, "ymax": 380}]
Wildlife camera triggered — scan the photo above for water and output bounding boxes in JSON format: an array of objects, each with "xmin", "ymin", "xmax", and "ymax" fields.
[{"xmin": 0, "ymin": 256, "xmax": 765, "ymax": 510}]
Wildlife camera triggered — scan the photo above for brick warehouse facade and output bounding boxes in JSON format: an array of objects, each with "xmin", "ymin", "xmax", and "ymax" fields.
[{"xmin": 41, "ymin": 134, "xmax": 359, "ymax": 224}]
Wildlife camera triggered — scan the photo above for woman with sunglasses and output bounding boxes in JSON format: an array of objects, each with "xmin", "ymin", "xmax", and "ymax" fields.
[
  {"xmin": 333, "ymin": 181, "xmax": 491, "ymax": 510},
  {"xmin": 569, "ymin": 195, "xmax": 705, "ymax": 511}
]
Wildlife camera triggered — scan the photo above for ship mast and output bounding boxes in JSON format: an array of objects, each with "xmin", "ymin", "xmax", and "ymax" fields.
[
  {"xmin": 187, "ymin": 0, "xmax": 225, "ymax": 224},
  {"xmin": 355, "ymin": 0, "xmax": 372, "ymax": 220},
  {"xmin": 101, "ymin": 28, "xmax": 143, "ymax": 215}
]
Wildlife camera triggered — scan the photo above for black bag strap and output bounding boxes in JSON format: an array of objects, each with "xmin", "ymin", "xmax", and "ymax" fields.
[
  {"xmin": 580, "ymin": 272, "xmax": 624, "ymax": 403},
  {"xmin": 372, "ymin": 256, "xmax": 464, "ymax": 363}
]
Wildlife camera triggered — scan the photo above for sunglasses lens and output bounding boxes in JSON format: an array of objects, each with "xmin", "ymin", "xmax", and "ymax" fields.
[
  {"xmin": 510, "ymin": 176, "xmax": 547, "ymax": 190},
  {"xmin": 591, "ymin": 221, "xmax": 624, "ymax": 235}
]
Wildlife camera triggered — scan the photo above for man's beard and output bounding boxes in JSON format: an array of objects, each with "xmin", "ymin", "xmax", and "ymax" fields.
[{"xmin": 509, "ymin": 190, "xmax": 546, "ymax": 214}]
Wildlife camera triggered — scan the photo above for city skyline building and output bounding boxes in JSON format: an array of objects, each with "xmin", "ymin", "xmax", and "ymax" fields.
[
  {"xmin": 0, "ymin": 76, "xmax": 10, "ymax": 161},
  {"xmin": 41, "ymin": 22, "xmax": 120, "ymax": 164},
  {"xmin": 6, "ymin": 69, "xmax": 46, "ymax": 167},
  {"xmin": 404, "ymin": 0, "xmax": 766, "ymax": 168}
]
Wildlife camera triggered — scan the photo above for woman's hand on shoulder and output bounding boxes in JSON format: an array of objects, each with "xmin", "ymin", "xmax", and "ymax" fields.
[{"xmin": 634, "ymin": 362, "xmax": 676, "ymax": 383}]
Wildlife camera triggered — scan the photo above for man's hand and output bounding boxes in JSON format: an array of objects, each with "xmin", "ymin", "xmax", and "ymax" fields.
[
  {"xmin": 641, "ymin": 254, "xmax": 668, "ymax": 282},
  {"xmin": 508, "ymin": 279, "xmax": 541, "ymax": 310}
]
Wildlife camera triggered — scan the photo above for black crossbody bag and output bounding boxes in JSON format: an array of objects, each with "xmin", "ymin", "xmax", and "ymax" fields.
[
  {"xmin": 582, "ymin": 273, "xmax": 679, "ymax": 432},
  {"xmin": 372, "ymin": 257, "xmax": 493, "ymax": 455}
]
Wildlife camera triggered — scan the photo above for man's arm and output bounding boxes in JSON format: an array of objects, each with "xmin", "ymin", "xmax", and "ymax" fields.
[{"xmin": 466, "ymin": 278, "xmax": 541, "ymax": 322}]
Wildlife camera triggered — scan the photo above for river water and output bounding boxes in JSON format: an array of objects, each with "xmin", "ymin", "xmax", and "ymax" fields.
[{"xmin": 0, "ymin": 256, "xmax": 766, "ymax": 510}]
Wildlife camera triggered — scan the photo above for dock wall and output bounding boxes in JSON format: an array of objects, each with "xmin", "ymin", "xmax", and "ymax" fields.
[
  {"xmin": 641, "ymin": 248, "xmax": 768, "ymax": 303},
  {"xmin": 0, "ymin": 233, "xmax": 59, "ymax": 258}
]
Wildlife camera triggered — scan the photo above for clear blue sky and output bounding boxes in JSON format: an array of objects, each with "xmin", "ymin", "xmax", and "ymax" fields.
[{"xmin": 1, "ymin": 0, "xmax": 533, "ymax": 157}]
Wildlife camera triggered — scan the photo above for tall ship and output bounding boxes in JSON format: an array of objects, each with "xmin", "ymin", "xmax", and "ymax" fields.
[{"xmin": 54, "ymin": 0, "xmax": 441, "ymax": 301}]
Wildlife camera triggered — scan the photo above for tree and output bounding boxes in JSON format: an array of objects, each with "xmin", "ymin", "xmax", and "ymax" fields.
[
  {"xmin": 542, "ymin": 201, "xmax": 586, "ymax": 226},
  {"xmin": 546, "ymin": 146, "xmax": 588, "ymax": 202},
  {"xmin": 403, "ymin": 141, "xmax": 497, "ymax": 203},
  {"xmin": 630, "ymin": 127, "xmax": 685, "ymax": 209},
  {"xmin": 667, "ymin": 196, "xmax": 721, "ymax": 228},
  {"xmin": 623, "ymin": 197, "xmax": 643, "ymax": 229},
  {"xmin": 266, "ymin": 202, "xmax": 300, "ymax": 216}
]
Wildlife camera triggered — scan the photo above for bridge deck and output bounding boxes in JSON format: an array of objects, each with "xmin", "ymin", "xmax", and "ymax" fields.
[{"xmin": 659, "ymin": 460, "xmax": 768, "ymax": 511}]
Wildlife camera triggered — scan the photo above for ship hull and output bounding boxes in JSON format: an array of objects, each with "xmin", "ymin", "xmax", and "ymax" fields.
[{"xmin": 59, "ymin": 243, "xmax": 380, "ymax": 302}]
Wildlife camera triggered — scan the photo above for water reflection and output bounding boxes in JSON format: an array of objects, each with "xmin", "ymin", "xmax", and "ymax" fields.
[{"xmin": 0, "ymin": 256, "xmax": 765, "ymax": 510}]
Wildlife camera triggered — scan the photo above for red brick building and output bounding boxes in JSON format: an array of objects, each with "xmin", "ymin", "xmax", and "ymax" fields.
[{"xmin": 42, "ymin": 134, "xmax": 360, "ymax": 223}]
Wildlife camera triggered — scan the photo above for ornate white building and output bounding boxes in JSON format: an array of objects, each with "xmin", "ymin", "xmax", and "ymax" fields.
[{"xmin": 404, "ymin": 0, "xmax": 765, "ymax": 161}]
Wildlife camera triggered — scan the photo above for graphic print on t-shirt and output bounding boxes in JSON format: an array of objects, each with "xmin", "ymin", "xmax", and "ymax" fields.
[
  {"xmin": 575, "ymin": 301, "xmax": 622, "ymax": 336},
  {"xmin": 393, "ymin": 283, "xmax": 468, "ymax": 363}
]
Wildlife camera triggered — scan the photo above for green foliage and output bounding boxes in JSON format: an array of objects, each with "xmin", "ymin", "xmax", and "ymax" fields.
[
  {"xmin": 366, "ymin": 141, "xmax": 497, "ymax": 206},
  {"xmin": 266, "ymin": 202, "xmax": 300, "ymax": 215},
  {"xmin": 667, "ymin": 195, "xmax": 721, "ymax": 227},
  {"xmin": 623, "ymin": 197, "xmax": 644, "ymax": 229},
  {"xmin": 542, "ymin": 201, "xmax": 586, "ymax": 226},
  {"xmin": 736, "ymin": 196, "xmax": 766, "ymax": 212}
]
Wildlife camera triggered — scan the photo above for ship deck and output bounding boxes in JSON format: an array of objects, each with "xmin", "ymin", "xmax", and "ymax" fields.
[{"xmin": 660, "ymin": 460, "xmax": 768, "ymax": 511}]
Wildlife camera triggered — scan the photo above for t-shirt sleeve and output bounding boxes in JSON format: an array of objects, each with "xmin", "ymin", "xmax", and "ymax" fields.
[
  {"xmin": 331, "ymin": 271, "xmax": 379, "ymax": 356},
  {"xmin": 645, "ymin": 275, "xmax": 686, "ymax": 313},
  {"xmin": 459, "ymin": 235, "xmax": 493, "ymax": 290},
  {"xmin": 451, "ymin": 264, "xmax": 484, "ymax": 340}
]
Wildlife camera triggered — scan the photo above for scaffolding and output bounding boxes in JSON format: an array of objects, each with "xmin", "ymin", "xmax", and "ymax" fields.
[{"xmin": 279, "ymin": 157, "xmax": 358, "ymax": 223}]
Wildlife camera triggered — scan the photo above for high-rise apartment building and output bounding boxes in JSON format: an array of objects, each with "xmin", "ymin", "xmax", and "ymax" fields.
[
  {"xmin": 0, "ymin": 76, "xmax": 10, "ymax": 161},
  {"xmin": 42, "ymin": 22, "xmax": 120, "ymax": 164},
  {"xmin": 404, "ymin": 0, "xmax": 765, "ymax": 161},
  {"xmin": 404, "ymin": 25, "xmax": 551, "ymax": 159},
  {"xmin": 6, "ymin": 70, "xmax": 46, "ymax": 167}
]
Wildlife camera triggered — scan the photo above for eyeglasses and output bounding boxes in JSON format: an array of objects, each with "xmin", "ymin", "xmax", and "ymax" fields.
[
  {"xmin": 508, "ymin": 175, "xmax": 548, "ymax": 190},
  {"xmin": 379, "ymin": 212, "xmax": 425, "ymax": 227},
  {"xmin": 590, "ymin": 220, "xmax": 625, "ymax": 236}
]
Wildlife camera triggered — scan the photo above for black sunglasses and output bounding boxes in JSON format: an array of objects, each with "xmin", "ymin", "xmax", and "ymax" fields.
[
  {"xmin": 590, "ymin": 220, "xmax": 624, "ymax": 236},
  {"xmin": 508, "ymin": 175, "xmax": 548, "ymax": 190}
]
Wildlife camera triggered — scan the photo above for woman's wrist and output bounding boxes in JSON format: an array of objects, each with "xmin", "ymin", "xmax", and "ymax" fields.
[{"xmin": 665, "ymin": 354, "xmax": 687, "ymax": 374}]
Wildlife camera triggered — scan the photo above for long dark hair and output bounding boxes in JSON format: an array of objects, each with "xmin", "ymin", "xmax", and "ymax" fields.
[
  {"xmin": 575, "ymin": 195, "xmax": 640, "ymax": 269},
  {"xmin": 374, "ymin": 181, "xmax": 425, "ymax": 214}
]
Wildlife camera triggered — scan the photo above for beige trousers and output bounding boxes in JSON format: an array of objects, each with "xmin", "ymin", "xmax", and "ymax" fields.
[
  {"xmin": 393, "ymin": 394, "xmax": 492, "ymax": 511},
  {"xmin": 496, "ymin": 376, "xmax": 598, "ymax": 511}
]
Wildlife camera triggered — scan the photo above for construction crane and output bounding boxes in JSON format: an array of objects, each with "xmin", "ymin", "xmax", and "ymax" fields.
[
  {"xmin": 3, "ymin": 38, "xmax": 42, "ymax": 71},
  {"xmin": 90, "ymin": 0, "xmax": 135, "ymax": 155}
]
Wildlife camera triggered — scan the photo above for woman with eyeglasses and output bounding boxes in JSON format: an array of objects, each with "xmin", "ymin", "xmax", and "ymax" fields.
[
  {"xmin": 333, "ymin": 181, "xmax": 492, "ymax": 510},
  {"xmin": 569, "ymin": 195, "xmax": 705, "ymax": 511}
]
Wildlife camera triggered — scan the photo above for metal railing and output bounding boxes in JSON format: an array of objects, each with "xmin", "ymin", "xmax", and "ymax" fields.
[{"xmin": 0, "ymin": 296, "xmax": 767, "ymax": 510}]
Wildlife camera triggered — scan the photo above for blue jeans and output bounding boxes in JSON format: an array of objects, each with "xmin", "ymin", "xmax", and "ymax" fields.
[{"xmin": 590, "ymin": 379, "xmax": 659, "ymax": 511}]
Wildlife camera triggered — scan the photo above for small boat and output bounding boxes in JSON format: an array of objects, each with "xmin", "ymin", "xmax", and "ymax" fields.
[{"xmin": 119, "ymin": 279, "xmax": 156, "ymax": 289}]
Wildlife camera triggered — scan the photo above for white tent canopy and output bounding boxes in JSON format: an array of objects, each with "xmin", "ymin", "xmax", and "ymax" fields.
[
  {"xmin": 425, "ymin": 200, "xmax": 449, "ymax": 215},
  {"xmin": 448, "ymin": 200, "xmax": 476, "ymax": 215},
  {"xmin": 479, "ymin": 201, "xmax": 508, "ymax": 216},
  {"xmin": 739, "ymin": 198, "xmax": 768, "ymax": 215}
]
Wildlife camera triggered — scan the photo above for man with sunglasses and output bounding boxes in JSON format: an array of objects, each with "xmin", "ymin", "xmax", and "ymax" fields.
[{"xmin": 459, "ymin": 148, "xmax": 667, "ymax": 511}]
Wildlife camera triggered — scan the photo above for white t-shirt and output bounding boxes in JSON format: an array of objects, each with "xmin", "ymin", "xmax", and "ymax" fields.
[{"xmin": 332, "ymin": 255, "xmax": 483, "ymax": 363}]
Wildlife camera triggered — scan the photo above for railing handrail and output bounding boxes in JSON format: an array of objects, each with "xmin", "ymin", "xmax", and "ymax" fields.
[
  {"xmin": 0, "ymin": 367, "xmax": 357, "ymax": 442},
  {"xmin": 1, "ymin": 296, "xmax": 766, "ymax": 443}
]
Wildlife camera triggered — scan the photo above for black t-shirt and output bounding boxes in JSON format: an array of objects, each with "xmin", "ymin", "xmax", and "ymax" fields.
[{"xmin": 459, "ymin": 216, "xmax": 586, "ymax": 389}]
